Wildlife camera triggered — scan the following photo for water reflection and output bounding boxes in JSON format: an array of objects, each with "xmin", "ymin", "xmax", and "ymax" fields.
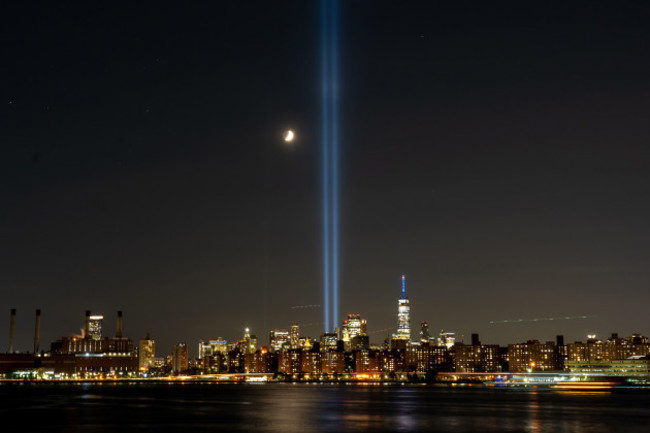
[
  {"xmin": 1, "ymin": 384, "xmax": 649, "ymax": 433},
  {"xmin": 526, "ymin": 391, "xmax": 541, "ymax": 433}
]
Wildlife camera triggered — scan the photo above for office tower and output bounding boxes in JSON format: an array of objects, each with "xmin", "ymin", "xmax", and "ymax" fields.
[
  {"xmin": 269, "ymin": 330, "xmax": 290, "ymax": 352},
  {"xmin": 241, "ymin": 328, "xmax": 257, "ymax": 354},
  {"xmin": 320, "ymin": 333, "xmax": 338, "ymax": 352},
  {"xmin": 396, "ymin": 275, "xmax": 410, "ymax": 339},
  {"xmin": 420, "ymin": 321, "xmax": 430, "ymax": 343},
  {"xmin": 437, "ymin": 330, "xmax": 456, "ymax": 349},
  {"xmin": 172, "ymin": 343, "xmax": 189, "ymax": 374},
  {"xmin": 342, "ymin": 314, "xmax": 365, "ymax": 351},
  {"xmin": 391, "ymin": 275, "xmax": 411, "ymax": 348},
  {"xmin": 198, "ymin": 339, "xmax": 228, "ymax": 359},
  {"xmin": 360, "ymin": 319, "xmax": 367, "ymax": 336},
  {"xmin": 350, "ymin": 335, "xmax": 369, "ymax": 351},
  {"xmin": 290, "ymin": 323, "xmax": 300, "ymax": 350},
  {"xmin": 88, "ymin": 314, "xmax": 104, "ymax": 340},
  {"xmin": 139, "ymin": 333, "xmax": 156, "ymax": 371}
]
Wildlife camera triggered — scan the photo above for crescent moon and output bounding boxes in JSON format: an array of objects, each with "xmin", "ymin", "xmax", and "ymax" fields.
[{"xmin": 284, "ymin": 130, "xmax": 295, "ymax": 142}]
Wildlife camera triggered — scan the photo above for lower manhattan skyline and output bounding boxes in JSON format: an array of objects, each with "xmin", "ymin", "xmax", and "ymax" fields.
[
  {"xmin": 1, "ymin": 273, "xmax": 644, "ymax": 358},
  {"xmin": 3, "ymin": 0, "xmax": 650, "ymax": 358}
]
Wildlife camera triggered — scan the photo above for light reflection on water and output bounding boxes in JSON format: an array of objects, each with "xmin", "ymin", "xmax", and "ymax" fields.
[{"xmin": 1, "ymin": 383, "xmax": 649, "ymax": 432}]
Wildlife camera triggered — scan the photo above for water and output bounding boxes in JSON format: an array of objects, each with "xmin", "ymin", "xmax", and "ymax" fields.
[{"xmin": 2, "ymin": 383, "xmax": 650, "ymax": 432}]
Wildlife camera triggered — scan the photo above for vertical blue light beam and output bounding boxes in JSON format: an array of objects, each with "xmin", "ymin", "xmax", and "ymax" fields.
[
  {"xmin": 321, "ymin": 0, "xmax": 339, "ymax": 333},
  {"xmin": 330, "ymin": 0, "xmax": 340, "ymax": 332},
  {"xmin": 320, "ymin": 0, "xmax": 331, "ymax": 333}
]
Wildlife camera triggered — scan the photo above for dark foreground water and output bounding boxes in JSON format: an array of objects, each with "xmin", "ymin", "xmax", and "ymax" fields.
[{"xmin": 2, "ymin": 383, "xmax": 650, "ymax": 432}]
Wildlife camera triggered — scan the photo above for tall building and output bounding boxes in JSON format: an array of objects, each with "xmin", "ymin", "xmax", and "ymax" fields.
[
  {"xmin": 320, "ymin": 333, "xmax": 338, "ymax": 352},
  {"xmin": 437, "ymin": 331, "xmax": 456, "ymax": 349},
  {"xmin": 391, "ymin": 275, "xmax": 411, "ymax": 346},
  {"xmin": 420, "ymin": 321, "xmax": 430, "ymax": 343},
  {"xmin": 290, "ymin": 323, "xmax": 300, "ymax": 350},
  {"xmin": 198, "ymin": 339, "xmax": 228, "ymax": 359},
  {"xmin": 172, "ymin": 343, "xmax": 189, "ymax": 374},
  {"xmin": 350, "ymin": 335, "xmax": 370, "ymax": 351},
  {"xmin": 139, "ymin": 333, "xmax": 155, "ymax": 371},
  {"xmin": 88, "ymin": 315, "xmax": 103, "ymax": 340},
  {"xmin": 341, "ymin": 314, "xmax": 366, "ymax": 351},
  {"xmin": 360, "ymin": 319, "xmax": 368, "ymax": 336},
  {"xmin": 243, "ymin": 328, "xmax": 258, "ymax": 354},
  {"xmin": 269, "ymin": 330, "xmax": 289, "ymax": 352}
]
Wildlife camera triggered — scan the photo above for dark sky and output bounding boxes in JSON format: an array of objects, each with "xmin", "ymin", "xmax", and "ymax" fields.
[{"xmin": 3, "ymin": 1, "xmax": 650, "ymax": 356}]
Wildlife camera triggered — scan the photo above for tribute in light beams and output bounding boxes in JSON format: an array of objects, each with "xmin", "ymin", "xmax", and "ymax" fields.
[{"xmin": 321, "ymin": 0, "xmax": 339, "ymax": 333}]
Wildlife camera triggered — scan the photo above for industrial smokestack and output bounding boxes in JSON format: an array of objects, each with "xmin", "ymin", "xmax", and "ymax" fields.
[
  {"xmin": 85, "ymin": 310, "xmax": 91, "ymax": 339},
  {"xmin": 34, "ymin": 309, "xmax": 41, "ymax": 354},
  {"xmin": 9, "ymin": 309, "xmax": 16, "ymax": 353},
  {"xmin": 116, "ymin": 311, "xmax": 123, "ymax": 338}
]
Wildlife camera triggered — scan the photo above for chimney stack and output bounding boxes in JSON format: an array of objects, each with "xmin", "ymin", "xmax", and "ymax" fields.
[
  {"xmin": 85, "ymin": 310, "xmax": 91, "ymax": 339},
  {"xmin": 34, "ymin": 309, "xmax": 41, "ymax": 354},
  {"xmin": 116, "ymin": 311, "xmax": 123, "ymax": 338},
  {"xmin": 9, "ymin": 309, "xmax": 16, "ymax": 353}
]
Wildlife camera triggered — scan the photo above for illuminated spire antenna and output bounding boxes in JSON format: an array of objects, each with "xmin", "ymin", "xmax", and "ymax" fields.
[{"xmin": 401, "ymin": 274, "xmax": 406, "ymax": 299}]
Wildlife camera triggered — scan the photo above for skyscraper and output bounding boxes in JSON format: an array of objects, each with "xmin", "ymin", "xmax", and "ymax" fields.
[
  {"xmin": 198, "ymin": 339, "xmax": 228, "ymax": 359},
  {"xmin": 341, "ymin": 314, "xmax": 366, "ymax": 351},
  {"xmin": 172, "ymin": 343, "xmax": 189, "ymax": 374},
  {"xmin": 420, "ymin": 321, "xmax": 430, "ymax": 343},
  {"xmin": 139, "ymin": 333, "xmax": 156, "ymax": 371},
  {"xmin": 290, "ymin": 322, "xmax": 300, "ymax": 350},
  {"xmin": 243, "ymin": 328, "xmax": 258, "ymax": 354},
  {"xmin": 269, "ymin": 330, "xmax": 289, "ymax": 352},
  {"xmin": 392, "ymin": 275, "xmax": 411, "ymax": 348},
  {"xmin": 88, "ymin": 315, "xmax": 103, "ymax": 340},
  {"xmin": 437, "ymin": 331, "xmax": 456, "ymax": 349}
]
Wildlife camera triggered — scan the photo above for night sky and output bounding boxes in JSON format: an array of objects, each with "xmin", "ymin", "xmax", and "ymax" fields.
[{"xmin": 3, "ymin": 1, "xmax": 650, "ymax": 356}]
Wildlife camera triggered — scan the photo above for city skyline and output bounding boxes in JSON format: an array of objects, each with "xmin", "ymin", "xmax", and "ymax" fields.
[
  {"xmin": 1, "ymin": 273, "xmax": 643, "ymax": 357},
  {"xmin": 2, "ymin": 289, "xmax": 649, "ymax": 381}
]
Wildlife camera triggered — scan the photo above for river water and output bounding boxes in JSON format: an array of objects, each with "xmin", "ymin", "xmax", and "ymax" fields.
[{"xmin": 2, "ymin": 383, "xmax": 649, "ymax": 432}]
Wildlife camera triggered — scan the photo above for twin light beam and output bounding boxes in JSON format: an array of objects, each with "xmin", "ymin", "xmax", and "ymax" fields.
[{"xmin": 321, "ymin": 0, "xmax": 339, "ymax": 333}]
